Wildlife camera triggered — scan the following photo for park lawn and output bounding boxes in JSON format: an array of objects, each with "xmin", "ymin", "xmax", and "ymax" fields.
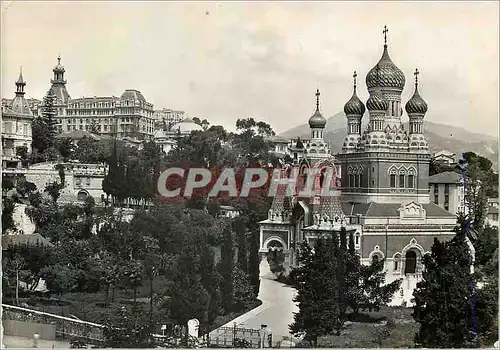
[{"xmin": 299, "ymin": 307, "xmax": 418, "ymax": 348}]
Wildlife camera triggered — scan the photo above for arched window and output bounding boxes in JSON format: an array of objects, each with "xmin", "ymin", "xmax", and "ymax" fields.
[
  {"xmin": 320, "ymin": 168, "xmax": 327, "ymax": 188},
  {"xmin": 408, "ymin": 168, "xmax": 416, "ymax": 189},
  {"xmin": 393, "ymin": 253, "xmax": 401, "ymax": 271},
  {"xmin": 389, "ymin": 167, "xmax": 397, "ymax": 188},
  {"xmin": 399, "ymin": 169, "xmax": 406, "ymax": 188}
]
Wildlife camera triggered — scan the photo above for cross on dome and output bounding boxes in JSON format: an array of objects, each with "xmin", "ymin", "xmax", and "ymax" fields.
[
  {"xmin": 383, "ymin": 25, "xmax": 388, "ymax": 46},
  {"xmin": 414, "ymin": 68, "xmax": 420, "ymax": 86},
  {"xmin": 353, "ymin": 71, "xmax": 357, "ymax": 91},
  {"xmin": 315, "ymin": 89, "xmax": 320, "ymax": 111}
]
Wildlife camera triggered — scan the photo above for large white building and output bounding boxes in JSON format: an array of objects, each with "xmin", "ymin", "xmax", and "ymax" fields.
[
  {"xmin": 40, "ymin": 55, "xmax": 155, "ymax": 141},
  {"xmin": 153, "ymin": 109, "xmax": 187, "ymax": 131},
  {"xmin": 1, "ymin": 68, "xmax": 35, "ymax": 169}
]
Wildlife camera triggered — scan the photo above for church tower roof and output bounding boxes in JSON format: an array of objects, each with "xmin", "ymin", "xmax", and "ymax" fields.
[
  {"xmin": 308, "ymin": 89, "xmax": 327, "ymax": 128},
  {"xmin": 344, "ymin": 71, "xmax": 366, "ymax": 116},
  {"xmin": 365, "ymin": 26, "xmax": 406, "ymax": 91},
  {"xmin": 405, "ymin": 68, "xmax": 428, "ymax": 114},
  {"xmin": 49, "ymin": 54, "xmax": 71, "ymax": 105},
  {"xmin": 366, "ymin": 65, "xmax": 389, "ymax": 111},
  {"xmin": 10, "ymin": 66, "xmax": 33, "ymax": 116}
]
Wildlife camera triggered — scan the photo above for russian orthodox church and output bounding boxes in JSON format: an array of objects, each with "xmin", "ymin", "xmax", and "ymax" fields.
[{"xmin": 259, "ymin": 27, "xmax": 457, "ymax": 305}]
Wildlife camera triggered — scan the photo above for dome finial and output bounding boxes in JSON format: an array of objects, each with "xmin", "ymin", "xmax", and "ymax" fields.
[
  {"xmin": 57, "ymin": 53, "xmax": 61, "ymax": 64},
  {"xmin": 383, "ymin": 25, "xmax": 388, "ymax": 47},
  {"xmin": 353, "ymin": 71, "xmax": 357, "ymax": 92},
  {"xmin": 414, "ymin": 68, "xmax": 419, "ymax": 88},
  {"xmin": 315, "ymin": 88, "xmax": 320, "ymax": 112}
]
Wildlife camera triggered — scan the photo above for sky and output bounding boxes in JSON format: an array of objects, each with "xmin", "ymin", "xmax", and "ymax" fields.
[{"xmin": 1, "ymin": 1, "xmax": 499, "ymax": 136}]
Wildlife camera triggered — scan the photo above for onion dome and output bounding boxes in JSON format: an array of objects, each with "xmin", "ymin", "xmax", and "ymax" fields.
[
  {"xmin": 53, "ymin": 54, "xmax": 65, "ymax": 73},
  {"xmin": 365, "ymin": 26, "xmax": 405, "ymax": 90},
  {"xmin": 405, "ymin": 68, "xmax": 428, "ymax": 114},
  {"xmin": 366, "ymin": 89, "xmax": 389, "ymax": 111},
  {"xmin": 309, "ymin": 89, "xmax": 327, "ymax": 128},
  {"xmin": 344, "ymin": 71, "xmax": 366, "ymax": 116},
  {"xmin": 366, "ymin": 66, "xmax": 389, "ymax": 111}
]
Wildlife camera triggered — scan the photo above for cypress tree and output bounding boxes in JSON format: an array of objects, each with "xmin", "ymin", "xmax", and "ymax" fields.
[
  {"xmin": 219, "ymin": 223, "xmax": 234, "ymax": 313},
  {"xmin": 199, "ymin": 240, "xmax": 221, "ymax": 325},
  {"xmin": 247, "ymin": 229, "xmax": 260, "ymax": 295},
  {"xmin": 234, "ymin": 217, "xmax": 248, "ymax": 273},
  {"xmin": 42, "ymin": 89, "xmax": 58, "ymax": 138}
]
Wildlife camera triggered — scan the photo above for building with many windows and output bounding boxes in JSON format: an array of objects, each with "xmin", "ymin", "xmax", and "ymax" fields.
[
  {"xmin": 428, "ymin": 171, "xmax": 465, "ymax": 215},
  {"xmin": 153, "ymin": 108, "xmax": 186, "ymax": 131},
  {"xmin": 1, "ymin": 68, "xmax": 35, "ymax": 168},
  {"xmin": 40, "ymin": 55, "xmax": 155, "ymax": 140},
  {"xmin": 65, "ymin": 90, "xmax": 155, "ymax": 140}
]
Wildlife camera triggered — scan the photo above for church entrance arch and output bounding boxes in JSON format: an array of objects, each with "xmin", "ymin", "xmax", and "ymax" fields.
[
  {"xmin": 77, "ymin": 190, "xmax": 90, "ymax": 202},
  {"xmin": 267, "ymin": 240, "xmax": 285, "ymax": 274},
  {"xmin": 404, "ymin": 250, "xmax": 417, "ymax": 274}
]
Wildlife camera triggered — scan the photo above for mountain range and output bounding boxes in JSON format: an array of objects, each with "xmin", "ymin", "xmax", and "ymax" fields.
[{"xmin": 279, "ymin": 112, "xmax": 498, "ymax": 169}]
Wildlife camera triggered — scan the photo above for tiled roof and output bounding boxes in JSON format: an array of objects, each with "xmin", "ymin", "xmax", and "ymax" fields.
[
  {"xmin": 362, "ymin": 202, "xmax": 456, "ymax": 218},
  {"xmin": 121, "ymin": 89, "xmax": 146, "ymax": 102},
  {"xmin": 428, "ymin": 171, "xmax": 462, "ymax": 184},
  {"xmin": 2, "ymin": 233, "xmax": 53, "ymax": 249},
  {"xmin": 341, "ymin": 202, "xmax": 371, "ymax": 216}
]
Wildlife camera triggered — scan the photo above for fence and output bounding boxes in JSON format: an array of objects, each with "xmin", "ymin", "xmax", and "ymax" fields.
[
  {"xmin": 2, "ymin": 304, "xmax": 105, "ymax": 344},
  {"xmin": 3, "ymin": 319, "xmax": 56, "ymax": 340},
  {"xmin": 207, "ymin": 324, "xmax": 272, "ymax": 348}
]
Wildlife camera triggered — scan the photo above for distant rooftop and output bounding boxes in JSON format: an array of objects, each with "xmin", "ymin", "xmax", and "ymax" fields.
[
  {"xmin": 428, "ymin": 171, "xmax": 462, "ymax": 184},
  {"xmin": 121, "ymin": 89, "xmax": 146, "ymax": 102}
]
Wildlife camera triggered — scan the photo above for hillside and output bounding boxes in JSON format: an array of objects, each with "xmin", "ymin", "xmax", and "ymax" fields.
[{"xmin": 280, "ymin": 112, "xmax": 498, "ymax": 169}]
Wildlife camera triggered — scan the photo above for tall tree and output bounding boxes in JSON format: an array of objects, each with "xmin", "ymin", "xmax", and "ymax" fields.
[
  {"xmin": 219, "ymin": 223, "xmax": 235, "ymax": 313},
  {"xmin": 42, "ymin": 89, "xmax": 59, "ymax": 138},
  {"xmin": 247, "ymin": 228, "xmax": 261, "ymax": 296},
  {"xmin": 199, "ymin": 240, "xmax": 221, "ymax": 324},
  {"xmin": 289, "ymin": 239, "xmax": 340, "ymax": 347},
  {"xmin": 169, "ymin": 254, "xmax": 210, "ymax": 325},
  {"xmin": 412, "ymin": 235, "xmax": 475, "ymax": 347},
  {"xmin": 460, "ymin": 152, "xmax": 498, "ymax": 227},
  {"xmin": 234, "ymin": 217, "xmax": 248, "ymax": 273}
]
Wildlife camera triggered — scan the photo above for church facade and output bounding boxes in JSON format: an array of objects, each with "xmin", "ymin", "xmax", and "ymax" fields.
[{"xmin": 259, "ymin": 27, "xmax": 457, "ymax": 306}]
